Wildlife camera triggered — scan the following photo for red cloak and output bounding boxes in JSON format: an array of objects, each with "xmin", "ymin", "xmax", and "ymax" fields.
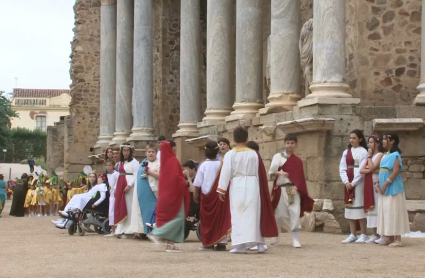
[
  {"xmin": 114, "ymin": 162, "xmax": 128, "ymax": 225},
  {"xmin": 363, "ymin": 160, "xmax": 375, "ymax": 212},
  {"xmin": 257, "ymin": 152, "xmax": 279, "ymax": 237},
  {"xmin": 200, "ymin": 162, "xmax": 231, "ymax": 247},
  {"xmin": 344, "ymin": 148, "xmax": 355, "ymax": 207},
  {"xmin": 155, "ymin": 141, "xmax": 190, "ymax": 228},
  {"xmin": 270, "ymin": 154, "xmax": 314, "ymax": 216}
]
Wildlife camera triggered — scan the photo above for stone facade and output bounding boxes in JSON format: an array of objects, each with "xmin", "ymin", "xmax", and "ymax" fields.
[
  {"xmin": 46, "ymin": 117, "xmax": 65, "ymax": 173},
  {"xmin": 46, "ymin": 0, "xmax": 425, "ymax": 231}
]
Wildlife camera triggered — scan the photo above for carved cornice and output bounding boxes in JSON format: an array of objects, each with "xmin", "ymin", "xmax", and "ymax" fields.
[
  {"xmin": 101, "ymin": 0, "xmax": 117, "ymax": 5},
  {"xmin": 276, "ymin": 118, "xmax": 335, "ymax": 134},
  {"xmin": 372, "ymin": 118, "xmax": 424, "ymax": 131},
  {"xmin": 185, "ymin": 135, "xmax": 220, "ymax": 148}
]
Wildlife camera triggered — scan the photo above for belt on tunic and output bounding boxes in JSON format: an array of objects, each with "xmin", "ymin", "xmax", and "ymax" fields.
[
  {"xmin": 347, "ymin": 165, "xmax": 359, "ymax": 168},
  {"xmin": 233, "ymin": 174, "xmax": 256, "ymax": 177},
  {"xmin": 280, "ymin": 183, "xmax": 295, "ymax": 204},
  {"xmin": 119, "ymin": 173, "xmax": 133, "ymax": 175},
  {"xmin": 380, "ymin": 168, "xmax": 392, "ymax": 173}
]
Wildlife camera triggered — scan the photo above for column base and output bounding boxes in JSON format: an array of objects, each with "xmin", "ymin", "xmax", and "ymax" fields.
[
  {"xmin": 94, "ymin": 135, "xmax": 113, "ymax": 149},
  {"xmin": 259, "ymin": 93, "xmax": 301, "ymax": 115},
  {"xmin": 307, "ymin": 83, "xmax": 351, "ymax": 99},
  {"xmin": 172, "ymin": 123, "xmax": 199, "ymax": 138},
  {"xmin": 202, "ymin": 109, "xmax": 233, "ymax": 122},
  {"xmin": 110, "ymin": 131, "xmax": 131, "ymax": 146},
  {"xmin": 127, "ymin": 127, "xmax": 156, "ymax": 141},
  {"xmin": 226, "ymin": 102, "xmax": 263, "ymax": 121},
  {"xmin": 415, "ymin": 84, "xmax": 425, "ymax": 106}
]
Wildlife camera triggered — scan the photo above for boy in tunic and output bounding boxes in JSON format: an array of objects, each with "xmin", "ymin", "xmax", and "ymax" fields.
[
  {"xmin": 269, "ymin": 134, "xmax": 314, "ymax": 248},
  {"xmin": 217, "ymin": 126, "xmax": 277, "ymax": 254}
]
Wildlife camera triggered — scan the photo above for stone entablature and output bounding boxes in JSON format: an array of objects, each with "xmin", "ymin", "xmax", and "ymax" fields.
[
  {"xmin": 277, "ymin": 118, "xmax": 335, "ymax": 134},
  {"xmin": 372, "ymin": 118, "xmax": 425, "ymax": 131}
]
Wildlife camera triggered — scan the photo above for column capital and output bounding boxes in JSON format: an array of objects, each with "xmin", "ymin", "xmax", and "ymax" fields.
[{"xmin": 101, "ymin": 0, "xmax": 117, "ymax": 5}]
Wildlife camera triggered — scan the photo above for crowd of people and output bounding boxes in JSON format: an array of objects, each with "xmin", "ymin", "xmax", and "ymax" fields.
[{"xmin": 3, "ymin": 126, "xmax": 409, "ymax": 251}]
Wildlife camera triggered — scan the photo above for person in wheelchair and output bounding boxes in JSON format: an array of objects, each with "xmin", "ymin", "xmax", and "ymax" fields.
[{"xmin": 52, "ymin": 174, "xmax": 108, "ymax": 228}]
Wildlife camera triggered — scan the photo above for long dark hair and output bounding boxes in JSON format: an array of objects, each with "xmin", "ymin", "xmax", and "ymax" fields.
[
  {"xmin": 384, "ymin": 132, "xmax": 402, "ymax": 154},
  {"xmin": 348, "ymin": 129, "xmax": 367, "ymax": 149},
  {"xmin": 104, "ymin": 147, "xmax": 113, "ymax": 160},
  {"xmin": 87, "ymin": 173, "xmax": 97, "ymax": 190},
  {"xmin": 368, "ymin": 135, "xmax": 385, "ymax": 154},
  {"xmin": 119, "ymin": 143, "xmax": 134, "ymax": 162}
]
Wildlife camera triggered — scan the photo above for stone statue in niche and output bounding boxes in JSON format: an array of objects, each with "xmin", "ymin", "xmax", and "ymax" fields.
[{"xmin": 300, "ymin": 18, "xmax": 313, "ymax": 97}]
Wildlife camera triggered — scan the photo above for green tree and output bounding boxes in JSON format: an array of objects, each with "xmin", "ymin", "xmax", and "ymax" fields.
[
  {"xmin": 4, "ymin": 128, "xmax": 47, "ymax": 163},
  {"xmin": 0, "ymin": 91, "xmax": 18, "ymax": 148}
]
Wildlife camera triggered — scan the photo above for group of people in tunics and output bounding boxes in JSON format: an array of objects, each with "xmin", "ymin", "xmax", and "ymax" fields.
[{"xmin": 340, "ymin": 129, "xmax": 409, "ymax": 247}]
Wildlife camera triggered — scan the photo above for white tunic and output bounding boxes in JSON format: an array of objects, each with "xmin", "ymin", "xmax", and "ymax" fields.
[
  {"xmin": 64, "ymin": 183, "xmax": 108, "ymax": 212},
  {"xmin": 194, "ymin": 159, "xmax": 221, "ymax": 194},
  {"xmin": 115, "ymin": 159, "xmax": 145, "ymax": 235},
  {"xmin": 107, "ymin": 171, "xmax": 119, "ymax": 225},
  {"xmin": 339, "ymin": 147, "xmax": 368, "ymax": 220},
  {"xmin": 217, "ymin": 149, "xmax": 265, "ymax": 247},
  {"xmin": 366, "ymin": 153, "xmax": 380, "ymax": 228},
  {"xmin": 147, "ymin": 159, "xmax": 160, "ymax": 196},
  {"xmin": 269, "ymin": 152, "xmax": 302, "ymax": 232}
]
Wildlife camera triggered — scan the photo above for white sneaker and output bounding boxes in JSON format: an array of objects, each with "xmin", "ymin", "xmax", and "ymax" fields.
[
  {"xmin": 104, "ymin": 233, "xmax": 116, "ymax": 237},
  {"xmin": 355, "ymin": 234, "xmax": 368, "ymax": 243},
  {"xmin": 44, "ymin": 214, "xmax": 48, "ymax": 217},
  {"xmin": 292, "ymin": 239, "xmax": 301, "ymax": 248},
  {"xmin": 258, "ymin": 244, "xmax": 268, "ymax": 253},
  {"xmin": 375, "ymin": 237, "xmax": 383, "ymax": 244},
  {"xmin": 366, "ymin": 235, "xmax": 379, "ymax": 244},
  {"xmin": 55, "ymin": 222, "xmax": 66, "ymax": 228},
  {"xmin": 59, "ymin": 211, "xmax": 68, "ymax": 217},
  {"xmin": 229, "ymin": 245, "xmax": 247, "ymax": 254},
  {"xmin": 342, "ymin": 234, "xmax": 357, "ymax": 244},
  {"xmin": 37, "ymin": 214, "xmax": 41, "ymax": 217},
  {"xmin": 270, "ymin": 237, "xmax": 279, "ymax": 245}
]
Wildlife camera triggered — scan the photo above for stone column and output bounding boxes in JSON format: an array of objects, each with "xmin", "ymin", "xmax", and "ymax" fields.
[
  {"xmin": 262, "ymin": 0, "xmax": 301, "ymax": 114},
  {"xmin": 229, "ymin": 0, "xmax": 263, "ymax": 119},
  {"xmin": 307, "ymin": 0, "xmax": 351, "ymax": 99},
  {"xmin": 174, "ymin": 0, "xmax": 201, "ymax": 136},
  {"xmin": 415, "ymin": 0, "xmax": 425, "ymax": 105},
  {"xmin": 202, "ymin": 0, "xmax": 234, "ymax": 123},
  {"xmin": 111, "ymin": 0, "xmax": 134, "ymax": 144},
  {"xmin": 96, "ymin": 0, "xmax": 117, "ymax": 147},
  {"xmin": 127, "ymin": 0, "xmax": 155, "ymax": 141}
]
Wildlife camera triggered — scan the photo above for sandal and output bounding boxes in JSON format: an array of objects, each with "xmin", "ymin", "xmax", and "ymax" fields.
[
  {"xmin": 388, "ymin": 241, "xmax": 403, "ymax": 248},
  {"xmin": 165, "ymin": 244, "xmax": 183, "ymax": 253},
  {"xmin": 378, "ymin": 237, "xmax": 393, "ymax": 246},
  {"xmin": 215, "ymin": 244, "xmax": 227, "ymax": 251},
  {"xmin": 134, "ymin": 233, "xmax": 148, "ymax": 240}
]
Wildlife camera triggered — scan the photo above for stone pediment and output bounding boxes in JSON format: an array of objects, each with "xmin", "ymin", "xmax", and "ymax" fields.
[
  {"xmin": 185, "ymin": 135, "xmax": 220, "ymax": 148},
  {"xmin": 372, "ymin": 118, "xmax": 424, "ymax": 131},
  {"xmin": 276, "ymin": 118, "xmax": 335, "ymax": 134}
]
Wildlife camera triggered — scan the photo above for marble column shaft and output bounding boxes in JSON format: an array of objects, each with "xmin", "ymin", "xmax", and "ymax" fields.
[
  {"xmin": 204, "ymin": 0, "xmax": 234, "ymax": 122},
  {"xmin": 129, "ymin": 0, "xmax": 154, "ymax": 139},
  {"xmin": 267, "ymin": 0, "xmax": 301, "ymax": 108},
  {"xmin": 232, "ymin": 0, "xmax": 263, "ymax": 116},
  {"xmin": 113, "ymin": 0, "xmax": 134, "ymax": 143},
  {"xmin": 176, "ymin": 0, "xmax": 201, "ymax": 135},
  {"xmin": 308, "ymin": 0, "xmax": 350, "ymax": 99},
  {"xmin": 97, "ymin": 0, "xmax": 117, "ymax": 146},
  {"xmin": 415, "ymin": 0, "xmax": 425, "ymax": 105}
]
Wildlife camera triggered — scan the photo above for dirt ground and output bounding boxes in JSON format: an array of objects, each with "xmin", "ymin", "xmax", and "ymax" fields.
[{"xmin": 1, "ymin": 200, "xmax": 425, "ymax": 278}]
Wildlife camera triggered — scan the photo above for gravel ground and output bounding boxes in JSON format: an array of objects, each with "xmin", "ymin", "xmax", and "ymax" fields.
[{"xmin": 1, "ymin": 199, "xmax": 425, "ymax": 278}]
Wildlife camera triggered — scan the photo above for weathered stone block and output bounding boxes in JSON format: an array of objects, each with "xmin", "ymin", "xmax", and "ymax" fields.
[
  {"xmin": 301, "ymin": 212, "xmax": 315, "ymax": 232},
  {"xmin": 409, "ymin": 165, "xmax": 425, "ymax": 172},
  {"xmin": 405, "ymin": 179, "xmax": 425, "ymax": 200},
  {"xmin": 411, "ymin": 213, "xmax": 425, "ymax": 232},
  {"xmin": 313, "ymin": 199, "xmax": 323, "ymax": 211}
]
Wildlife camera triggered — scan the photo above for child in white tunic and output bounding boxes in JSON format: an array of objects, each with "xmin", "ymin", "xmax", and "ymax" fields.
[
  {"xmin": 359, "ymin": 135, "xmax": 384, "ymax": 243},
  {"xmin": 339, "ymin": 129, "xmax": 369, "ymax": 244},
  {"xmin": 106, "ymin": 159, "xmax": 119, "ymax": 236}
]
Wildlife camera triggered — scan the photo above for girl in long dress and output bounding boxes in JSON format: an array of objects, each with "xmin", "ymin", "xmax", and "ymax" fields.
[
  {"xmin": 114, "ymin": 143, "xmax": 144, "ymax": 238},
  {"xmin": 339, "ymin": 129, "xmax": 369, "ymax": 243},
  {"xmin": 137, "ymin": 144, "xmax": 160, "ymax": 235},
  {"xmin": 377, "ymin": 132, "xmax": 410, "ymax": 247},
  {"xmin": 105, "ymin": 159, "xmax": 119, "ymax": 237},
  {"xmin": 360, "ymin": 135, "xmax": 384, "ymax": 243},
  {"xmin": 0, "ymin": 174, "xmax": 6, "ymax": 216},
  {"xmin": 147, "ymin": 141, "xmax": 190, "ymax": 253}
]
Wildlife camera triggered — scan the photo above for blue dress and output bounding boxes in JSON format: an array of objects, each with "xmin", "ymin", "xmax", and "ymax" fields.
[
  {"xmin": 136, "ymin": 159, "xmax": 158, "ymax": 234},
  {"xmin": 0, "ymin": 180, "xmax": 6, "ymax": 214},
  {"xmin": 379, "ymin": 151, "xmax": 404, "ymax": 196}
]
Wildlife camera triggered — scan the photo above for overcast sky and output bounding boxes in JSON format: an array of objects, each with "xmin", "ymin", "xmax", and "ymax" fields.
[{"xmin": 0, "ymin": 0, "xmax": 74, "ymax": 94}]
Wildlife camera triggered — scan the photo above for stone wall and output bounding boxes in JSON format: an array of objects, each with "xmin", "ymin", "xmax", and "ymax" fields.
[
  {"xmin": 46, "ymin": 119, "xmax": 65, "ymax": 173},
  {"xmin": 67, "ymin": 0, "xmax": 101, "ymax": 178}
]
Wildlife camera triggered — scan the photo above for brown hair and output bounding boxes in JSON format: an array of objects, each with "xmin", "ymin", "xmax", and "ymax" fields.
[{"xmin": 146, "ymin": 143, "xmax": 157, "ymax": 152}]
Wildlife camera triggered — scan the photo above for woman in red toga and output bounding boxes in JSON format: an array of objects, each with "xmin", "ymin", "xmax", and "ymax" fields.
[{"xmin": 147, "ymin": 141, "xmax": 190, "ymax": 253}]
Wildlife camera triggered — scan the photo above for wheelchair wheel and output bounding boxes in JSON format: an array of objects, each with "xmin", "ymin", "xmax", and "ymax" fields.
[
  {"xmin": 78, "ymin": 223, "xmax": 85, "ymax": 236},
  {"xmin": 102, "ymin": 219, "xmax": 111, "ymax": 234},
  {"xmin": 94, "ymin": 226, "xmax": 104, "ymax": 235},
  {"xmin": 196, "ymin": 221, "xmax": 201, "ymax": 241},
  {"xmin": 68, "ymin": 222, "xmax": 76, "ymax": 235},
  {"xmin": 184, "ymin": 222, "xmax": 191, "ymax": 241}
]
